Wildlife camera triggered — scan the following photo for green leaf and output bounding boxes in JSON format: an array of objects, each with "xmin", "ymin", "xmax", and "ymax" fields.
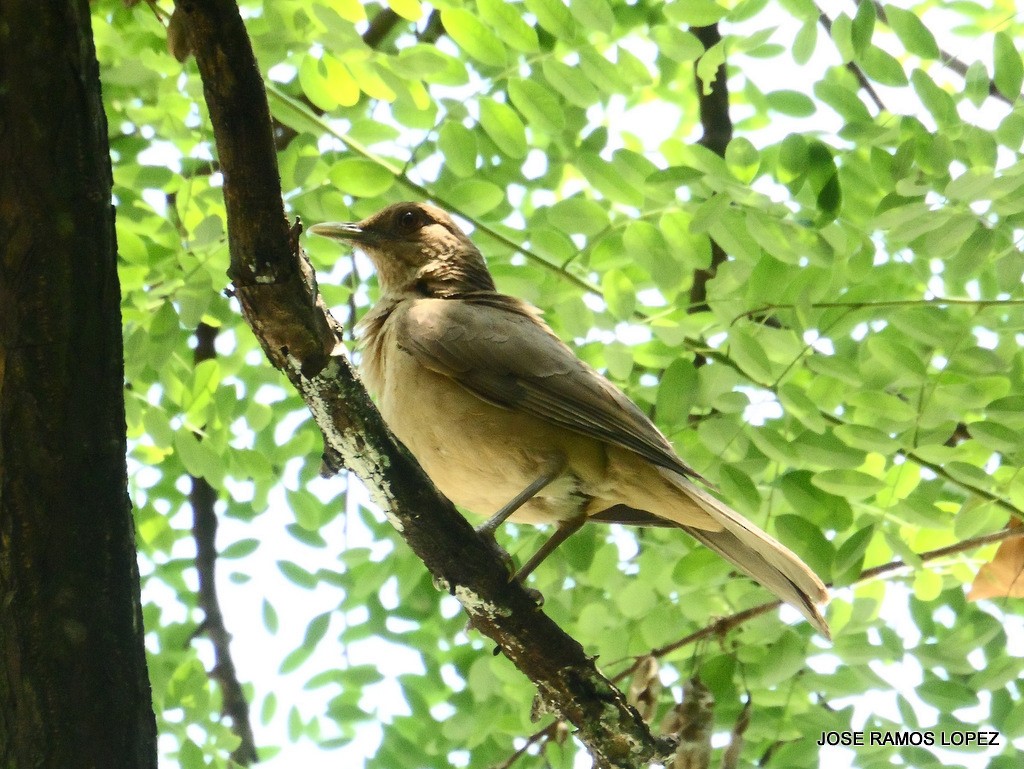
[
  {"xmin": 774, "ymin": 514, "xmax": 835, "ymax": 576},
  {"xmin": 885, "ymin": 6, "xmax": 939, "ymax": 59},
  {"xmin": 388, "ymin": 0, "xmax": 422, "ymax": 21},
  {"xmin": 865, "ymin": 334, "xmax": 927, "ymax": 381},
  {"xmin": 725, "ymin": 136, "xmax": 760, "ymax": 182},
  {"xmin": 221, "ymin": 538, "xmax": 260, "ymax": 559},
  {"xmin": 993, "ymin": 31, "xmax": 1024, "ymax": 101},
  {"xmin": 302, "ymin": 611, "xmax": 332, "ymax": 649},
  {"xmin": 280, "ymin": 645, "xmax": 314, "ymax": 675},
  {"xmin": 173, "ymin": 431, "xmax": 223, "ymax": 484},
  {"xmin": 576, "ymin": 154, "xmax": 643, "ymax": 206},
  {"xmin": 440, "ymin": 9, "xmax": 507, "ymax": 67},
  {"xmin": 910, "ymin": 69, "xmax": 958, "ymax": 130},
  {"xmin": 178, "ymin": 739, "xmax": 206, "ymax": 769},
  {"xmin": 655, "ymin": 359, "xmax": 698, "ymax": 429},
  {"xmin": 651, "ymin": 27, "xmax": 705, "ymax": 63},
  {"xmin": 507, "ymin": 78, "xmax": 565, "ymax": 134},
  {"xmin": 811, "ymin": 469, "xmax": 884, "ymax": 500},
  {"xmin": 524, "ymin": 0, "xmax": 576, "ymax": 38},
  {"xmin": 262, "ymin": 599, "xmax": 279, "ymax": 634},
  {"xmin": 719, "ymin": 465, "xmax": 762, "ymax": 514},
  {"xmin": 569, "ymin": 0, "xmax": 615, "ymax": 35},
  {"xmin": 850, "ymin": 0, "xmax": 874, "ymax": 55},
  {"xmin": 778, "ymin": 383, "xmax": 827, "ymax": 433},
  {"xmin": 580, "ymin": 46, "xmax": 631, "ymax": 94},
  {"xmin": 287, "ymin": 489, "xmax": 326, "ymax": 530},
  {"xmin": 964, "ymin": 60, "xmax": 991, "ymax": 108},
  {"xmin": 767, "ymin": 89, "xmax": 815, "ymax": 117},
  {"xmin": 728, "ymin": 328, "xmax": 773, "ymax": 382},
  {"xmin": 829, "ymin": 13, "xmax": 854, "ymax": 62},
  {"xmin": 833, "ymin": 525, "xmax": 874, "ymax": 580},
  {"xmin": 277, "ymin": 560, "xmax": 318, "ymax": 589},
  {"xmin": 663, "ymin": 0, "xmax": 728, "ymax": 26},
  {"xmin": 695, "ymin": 40, "xmax": 726, "ymax": 96},
  {"xmin": 917, "ymin": 677, "xmax": 977, "ymax": 712},
  {"xmin": 602, "ymin": 269, "xmax": 636, "ymax": 319},
  {"xmin": 814, "ymin": 80, "xmax": 871, "ymax": 124},
  {"xmin": 347, "ymin": 61, "xmax": 396, "ymax": 102},
  {"xmin": 478, "ymin": 0, "xmax": 539, "ymax": 53},
  {"xmin": 547, "ymin": 197, "xmax": 608, "ymax": 236},
  {"xmin": 622, "ymin": 220, "xmax": 682, "ymax": 293},
  {"xmin": 394, "ymin": 45, "xmax": 469, "ymax": 86},
  {"xmin": 859, "ymin": 45, "xmax": 908, "ymax": 87},
  {"xmin": 967, "ymin": 420, "xmax": 1024, "ymax": 453},
  {"xmin": 792, "ymin": 431, "xmax": 865, "ymax": 470},
  {"xmin": 792, "ymin": 20, "xmax": 817, "ymax": 65},
  {"xmin": 478, "ymin": 100, "xmax": 527, "ymax": 159},
  {"xmin": 777, "ymin": 132, "xmax": 808, "ymax": 182},
  {"xmin": 318, "ymin": 55, "xmax": 360, "ymax": 108},
  {"xmin": 328, "ymin": 158, "xmax": 394, "ymax": 197},
  {"xmin": 444, "ymin": 179, "xmax": 505, "ymax": 216},
  {"xmin": 437, "ymin": 121, "xmax": 477, "ymax": 177},
  {"xmin": 299, "ymin": 56, "xmax": 337, "ymax": 111},
  {"xmin": 541, "ymin": 60, "xmax": 602, "ymax": 108}
]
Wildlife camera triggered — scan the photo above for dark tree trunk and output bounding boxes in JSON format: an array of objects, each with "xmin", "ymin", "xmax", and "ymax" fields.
[{"xmin": 0, "ymin": 3, "xmax": 157, "ymax": 768}]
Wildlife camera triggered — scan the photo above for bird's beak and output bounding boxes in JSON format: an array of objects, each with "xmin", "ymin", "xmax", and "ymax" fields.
[{"xmin": 307, "ymin": 221, "xmax": 377, "ymax": 244}]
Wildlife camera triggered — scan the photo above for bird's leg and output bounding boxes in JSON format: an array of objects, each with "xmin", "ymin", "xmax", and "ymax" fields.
[
  {"xmin": 475, "ymin": 458, "xmax": 567, "ymax": 587},
  {"xmin": 513, "ymin": 514, "xmax": 587, "ymax": 582},
  {"xmin": 475, "ymin": 456, "xmax": 566, "ymax": 538},
  {"xmin": 472, "ymin": 456, "xmax": 589, "ymax": 586}
]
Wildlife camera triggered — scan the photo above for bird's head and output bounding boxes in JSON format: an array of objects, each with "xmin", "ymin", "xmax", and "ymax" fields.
[{"xmin": 308, "ymin": 202, "xmax": 495, "ymax": 297}]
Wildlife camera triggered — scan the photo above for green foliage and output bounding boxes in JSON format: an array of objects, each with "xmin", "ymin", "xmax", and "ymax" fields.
[{"xmin": 90, "ymin": 0, "xmax": 1024, "ymax": 767}]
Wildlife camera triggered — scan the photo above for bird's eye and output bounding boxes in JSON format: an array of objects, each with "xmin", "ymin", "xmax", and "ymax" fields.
[{"xmin": 398, "ymin": 210, "xmax": 420, "ymax": 231}]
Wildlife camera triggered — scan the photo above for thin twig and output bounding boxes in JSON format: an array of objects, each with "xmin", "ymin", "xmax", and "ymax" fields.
[
  {"xmin": 734, "ymin": 297, "xmax": 1024, "ymax": 324},
  {"xmin": 613, "ymin": 526, "xmax": 1024, "ymax": 683},
  {"xmin": 491, "ymin": 723, "xmax": 560, "ymax": 769}
]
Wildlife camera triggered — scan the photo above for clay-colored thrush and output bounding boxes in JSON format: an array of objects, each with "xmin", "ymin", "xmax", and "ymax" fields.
[{"xmin": 309, "ymin": 202, "xmax": 829, "ymax": 636}]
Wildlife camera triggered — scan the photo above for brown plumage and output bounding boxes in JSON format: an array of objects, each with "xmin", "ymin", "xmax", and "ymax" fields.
[{"xmin": 309, "ymin": 202, "xmax": 830, "ymax": 637}]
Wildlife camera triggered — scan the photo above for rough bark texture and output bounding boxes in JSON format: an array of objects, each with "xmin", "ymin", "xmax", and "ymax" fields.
[
  {"xmin": 173, "ymin": 0, "xmax": 672, "ymax": 764},
  {"xmin": 0, "ymin": 3, "xmax": 157, "ymax": 767}
]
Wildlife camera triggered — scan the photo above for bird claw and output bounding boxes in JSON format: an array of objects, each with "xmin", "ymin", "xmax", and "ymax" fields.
[
  {"xmin": 474, "ymin": 527, "xmax": 544, "ymax": 606},
  {"xmin": 476, "ymin": 524, "xmax": 517, "ymax": 577},
  {"xmin": 523, "ymin": 585, "xmax": 544, "ymax": 607}
]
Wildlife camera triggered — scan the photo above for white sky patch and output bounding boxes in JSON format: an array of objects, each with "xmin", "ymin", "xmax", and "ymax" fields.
[
  {"xmin": 737, "ymin": 386, "xmax": 783, "ymax": 425},
  {"xmin": 615, "ymin": 322, "xmax": 651, "ymax": 346},
  {"xmin": 803, "ymin": 328, "xmax": 835, "ymax": 355},
  {"xmin": 972, "ymin": 327, "xmax": 999, "ymax": 349}
]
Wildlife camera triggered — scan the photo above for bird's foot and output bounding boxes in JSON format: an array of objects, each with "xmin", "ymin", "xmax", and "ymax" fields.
[
  {"xmin": 475, "ymin": 524, "xmax": 517, "ymax": 577},
  {"xmin": 474, "ymin": 526, "xmax": 545, "ymax": 607},
  {"xmin": 522, "ymin": 585, "xmax": 544, "ymax": 607}
]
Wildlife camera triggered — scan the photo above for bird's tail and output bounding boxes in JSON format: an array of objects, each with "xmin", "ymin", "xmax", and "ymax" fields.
[{"xmin": 668, "ymin": 477, "xmax": 831, "ymax": 638}]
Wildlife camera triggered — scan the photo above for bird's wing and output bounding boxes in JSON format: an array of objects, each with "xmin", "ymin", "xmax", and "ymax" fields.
[{"xmin": 397, "ymin": 294, "xmax": 705, "ymax": 482}]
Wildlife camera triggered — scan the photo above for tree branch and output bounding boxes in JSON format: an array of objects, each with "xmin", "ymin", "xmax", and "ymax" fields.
[
  {"xmin": 689, "ymin": 23, "xmax": 733, "ymax": 340},
  {"xmin": 362, "ymin": 8, "xmax": 400, "ymax": 49},
  {"xmin": 614, "ymin": 526, "xmax": 1024, "ymax": 682},
  {"xmin": 190, "ymin": 322, "xmax": 258, "ymax": 765},
  {"xmin": 866, "ymin": 0, "xmax": 1012, "ymax": 105},
  {"xmin": 815, "ymin": 8, "xmax": 888, "ymax": 113},
  {"xmin": 172, "ymin": 1, "xmax": 670, "ymax": 764}
]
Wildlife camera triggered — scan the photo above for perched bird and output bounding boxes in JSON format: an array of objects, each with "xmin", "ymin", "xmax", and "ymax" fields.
[{"xmin": 309, "ymin": 202, "xmax": 830, "ymax": 636}]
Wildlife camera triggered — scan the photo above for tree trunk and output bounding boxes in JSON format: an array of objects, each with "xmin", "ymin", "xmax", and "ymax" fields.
[{"xmin": 0, "ymin": 2, "xmax": 157, "ymax": 767}]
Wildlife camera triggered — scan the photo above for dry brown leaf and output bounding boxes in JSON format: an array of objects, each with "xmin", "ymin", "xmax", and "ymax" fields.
[
  {"xmin": 626, "ymin": 655, "xmax": 661, "ymax": 724},
  {"xmin": 661, "ymin": 677, "xmax": 714, "ymax": 769},
  {"xmin": 968, "ymin": 521, "xmax": 1024, "ymax": 601}
]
